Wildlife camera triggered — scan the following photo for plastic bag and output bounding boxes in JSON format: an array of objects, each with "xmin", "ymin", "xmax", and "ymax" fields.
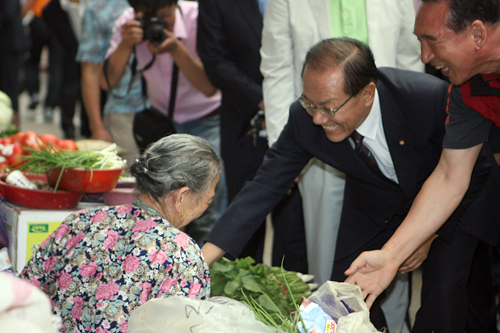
[
  {"xmin": 127, "ymin": 296, "xmax": 284, "ymax": 333},
  {"xmin": 0, "ymin": 272, "xmax": 60, "ymax": 333},
  {"xmin": 297, "ymin": 298, "xmax": 337, "ymax": 333},
  {"xmin": 307, "ymin": 281, "xmax": 379, "ymax": 333}
]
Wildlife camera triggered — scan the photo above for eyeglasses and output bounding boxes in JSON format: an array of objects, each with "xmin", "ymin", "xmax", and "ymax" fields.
[{"xmin": 299, "ymin": 94, "xmax": 353, "ymax": 118}]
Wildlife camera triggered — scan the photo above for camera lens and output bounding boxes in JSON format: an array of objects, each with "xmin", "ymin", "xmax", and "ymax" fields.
[
  {"xmin": 146, "ymin": 26, "xmax": 166, "ymax": 45},
  {"xmin": 143, "ymin": 17, "xmax": 167, "ymax": 45}
]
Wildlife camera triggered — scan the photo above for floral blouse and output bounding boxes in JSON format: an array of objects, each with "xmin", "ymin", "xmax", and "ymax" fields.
[{"xmin": 20, "ymin": 204, "xmax": 210, "ymax": 333}]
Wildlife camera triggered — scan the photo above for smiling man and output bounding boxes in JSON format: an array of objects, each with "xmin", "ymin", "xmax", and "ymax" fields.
[
  {"xmin": 345, "ymin": 0, "xmax": 500, "ymax": 331},
  {"xmin": 201, "ymin": 37, "xmax": 499, "ymax": 330}
]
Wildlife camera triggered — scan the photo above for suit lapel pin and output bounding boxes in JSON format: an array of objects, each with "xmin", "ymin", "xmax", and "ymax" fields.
[{"xmin": 399, "ymin": 140, "xmax": 405, "ymax": 146}]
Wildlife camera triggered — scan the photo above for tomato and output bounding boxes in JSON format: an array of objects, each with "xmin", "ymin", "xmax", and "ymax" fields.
[
  {"xmin": 39, "ymin": 133, "xmax": 60, "ymax": 145},
  {"xmin": 8, "ymin": 132, "xmax": 26, "ymax": 143},
  {"xmin": 20, "ymin": 131, "xmax": 44, "ymax": 153},
  {"xmin": 39, "ymin": 133, "xmax": 62, "ymax": 150},
  {"xmin": 0, "ymin": 160, "xmax": 9, "ymax": 174},
  {"xmin": 0, "ymin": 138, "xmax": 12, "ymax": 146},
  {"xmin": 59, "ymin": 139, "xmax": 78, "ymax": 151},
  {"xmin": 4, "ymin": 142, "xmax": 24, "ymax": 167}
]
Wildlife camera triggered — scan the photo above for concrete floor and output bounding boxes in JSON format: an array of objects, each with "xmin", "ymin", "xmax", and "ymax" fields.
[{"xmin": 18, "ymin": 81, "xmax": 82, "ymax": 138}]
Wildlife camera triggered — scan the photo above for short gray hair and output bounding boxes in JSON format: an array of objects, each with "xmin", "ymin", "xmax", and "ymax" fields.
[{"xmin": 130, "ymin": 134, "xmax": 223, "ymax": 203}]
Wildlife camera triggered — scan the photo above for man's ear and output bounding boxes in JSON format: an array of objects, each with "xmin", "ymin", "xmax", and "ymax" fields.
[
  {"xmin": 363, "ymin": 82, "xmax": 376, "ymax": 107},
  {"xmin": 471, "ymin": 20, "xmax": 487, "ymax": 49}
]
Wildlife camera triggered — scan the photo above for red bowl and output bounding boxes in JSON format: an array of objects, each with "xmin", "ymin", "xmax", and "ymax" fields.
[
  {"xmin": 0, "ymin": 174, "xmax": 83, "ymax": 209},
  {"xmin": 46, "ymin": 167, "xmax": 125, "ymax": 193}
]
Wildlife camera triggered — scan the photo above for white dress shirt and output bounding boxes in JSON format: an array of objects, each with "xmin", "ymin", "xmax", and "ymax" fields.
[{"xmin": 353, "ymin": 89, "xmax": 399, "ymax": 184}]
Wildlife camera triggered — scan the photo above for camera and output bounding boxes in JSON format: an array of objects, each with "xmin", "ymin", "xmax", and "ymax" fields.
[{"xmin": 139, "ymin": 15, "xmax": 168, "ymax": 45}]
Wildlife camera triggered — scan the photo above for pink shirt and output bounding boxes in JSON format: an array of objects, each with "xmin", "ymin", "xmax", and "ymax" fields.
[{"xmin": 107, "ymin": 1, "xmax": 221, "ymax": 124}]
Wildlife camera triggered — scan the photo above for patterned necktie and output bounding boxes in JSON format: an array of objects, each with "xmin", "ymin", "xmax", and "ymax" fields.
[{"xmin": 350, "ymin": 131, "xmax": 388, "ymax": 181}]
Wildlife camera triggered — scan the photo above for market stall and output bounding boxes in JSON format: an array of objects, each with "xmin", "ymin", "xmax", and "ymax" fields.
[{"xmin": 0, "ymin": 135, "xmax": 132, "ymax": 273}]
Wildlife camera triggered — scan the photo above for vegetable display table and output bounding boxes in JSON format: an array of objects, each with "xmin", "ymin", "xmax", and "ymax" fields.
[{"xmin": 0, "ymin": 199, "xmax": 99, "ymax": 273}]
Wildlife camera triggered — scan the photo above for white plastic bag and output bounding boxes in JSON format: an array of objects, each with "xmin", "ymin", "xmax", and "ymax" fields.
[
  {"xmin": 128, "ymin": 296, "xmax": 284, "ymax": 333},
  {"xmin": 307, "ymin": 281, "xmax": 378, "ymax": 333}
]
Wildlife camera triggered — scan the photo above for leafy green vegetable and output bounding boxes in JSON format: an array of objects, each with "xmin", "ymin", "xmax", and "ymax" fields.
[{"xmin": 210, "ymin": 257, "xmax": 311, "ymax": 331}]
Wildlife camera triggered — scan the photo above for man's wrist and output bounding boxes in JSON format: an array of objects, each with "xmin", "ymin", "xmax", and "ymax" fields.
[{"xmin": 380, "ymin": 242, "xmax": 406, "ymax": 267}]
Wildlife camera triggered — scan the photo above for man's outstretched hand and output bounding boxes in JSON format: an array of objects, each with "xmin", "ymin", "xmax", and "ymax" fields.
[{"xmin": 344, "ymin": 250, "xmax": 399, "ymax": 309}]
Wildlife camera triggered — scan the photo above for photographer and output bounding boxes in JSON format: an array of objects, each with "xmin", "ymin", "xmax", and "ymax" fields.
[{"xmin": 103, "ymin": 0, "xmax": 227, "ymax": 245}]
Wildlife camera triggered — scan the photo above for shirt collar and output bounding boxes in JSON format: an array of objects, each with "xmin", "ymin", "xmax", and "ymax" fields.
[
  {"xmin": 355, "ymin": 89, "xmax": 380, "ymax": 140},
  {"xmin": 173, "ymin": 5, "xmax": 187, "ymax": 39}
]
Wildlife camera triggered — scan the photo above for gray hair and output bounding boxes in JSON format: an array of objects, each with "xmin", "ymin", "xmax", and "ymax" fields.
[{"xmin": 130, "ymin": 134, "xmax": 223, "ymax": 203}]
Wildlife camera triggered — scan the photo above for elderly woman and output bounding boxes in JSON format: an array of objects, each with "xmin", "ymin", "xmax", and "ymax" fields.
[{"xmin": 20, "ymin": 134, "xmax": 222, "ymax": 333}]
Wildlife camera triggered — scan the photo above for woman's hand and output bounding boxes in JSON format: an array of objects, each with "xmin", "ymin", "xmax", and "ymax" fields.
[
  {"xmin": 344, "ymin": 250, "xmax": 399, "ymax": 309},
  {"xmin": 201, "ymin": 242, "xmax": 226, "ymax": 265},
  {"xmin": 399, "ymin": 234, "xmax": 437, "ymax": 274}
]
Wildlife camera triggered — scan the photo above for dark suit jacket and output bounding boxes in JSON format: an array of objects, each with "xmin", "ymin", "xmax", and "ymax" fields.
[
  {"xmin": 206, "ymin": 67, "xmax": 500, "ymax": 277},
  {"xmin": 197, "ymin": 0, "xmax": 267, "ymax": 200}
]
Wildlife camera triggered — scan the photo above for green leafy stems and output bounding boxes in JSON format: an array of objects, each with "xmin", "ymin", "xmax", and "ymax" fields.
[
  {"xmin": 210, "ymin": 257, "xmax": 311, "ymax": 332},
  {"xmin": 17, "ymin": 144, "xmax": 125, "ymax": 192}
]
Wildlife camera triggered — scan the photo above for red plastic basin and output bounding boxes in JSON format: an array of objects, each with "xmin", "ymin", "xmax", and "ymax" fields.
[
  {"xmin": 46, "ymin": 167, "xmax": 125, "ymax": 193},
  {"xmin": 0, "ymin": 174, "xmax": 83, "ymax": 209}
]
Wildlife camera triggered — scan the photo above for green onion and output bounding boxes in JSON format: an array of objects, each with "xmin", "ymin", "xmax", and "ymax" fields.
[{"xmin": 17, "ymin": 144, "xmax": 125, "ymax": 191}]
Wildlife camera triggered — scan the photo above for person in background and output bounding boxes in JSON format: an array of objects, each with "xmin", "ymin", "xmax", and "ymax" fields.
[
  {"xmin": 22, "ymin": 0, "xmax": 64, "ymax": 122},
  {"xmin": 77, "ymin": 0, "xmax": 149, "ymax": 167},
  {"xmin": 41, "ymin": 0, "xmax": 90, "ymax": 139},
  {"xmin": 21, "ymin": 134, "xmax": 220, "ymax": 332},
  {"xmin": 345, "ymin": 0, "xmax": 500, "ymax": 331},
  {"xmin": 201, "ymin": 38, "xmax": 499, "ymax": 331},
  {"xmin": 196, "ymin": 0, "xmax": 307, "ymax": 271},
  {"xmin": 260, "ymin": 1, "xmax": 423, "ymax": 332},
  {"xmin": 0, "ymin": 0, "xmax": 29, "ymax": 127},
  {"xmin": 104, "ymin": 0, "xmax": 227, "ymax": 245}
]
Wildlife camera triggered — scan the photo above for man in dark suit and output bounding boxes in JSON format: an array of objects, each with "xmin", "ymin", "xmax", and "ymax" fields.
[
  {"xmin": 197, "ymin": 0, "xmax": 307, "ymax": 272},
  {"xmin": 201, "ymin": 38, "xmax": 500, "ymax": 331}
]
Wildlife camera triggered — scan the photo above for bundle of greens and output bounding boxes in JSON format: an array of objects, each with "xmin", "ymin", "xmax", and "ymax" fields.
[
  {"xmin": 210, "ymin": 257, "xmax": 311, "ymax": 332},
  {"xmin": 18, "ymin": 144, "xmax": 125, "ymax": 191},
  {"xmin": 19, "ymin": 143, "xmax": 125, "ymax": 173}
]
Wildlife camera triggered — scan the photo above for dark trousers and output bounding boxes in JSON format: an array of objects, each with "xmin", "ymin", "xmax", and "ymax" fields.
[
  {"xmin": 0, "ymin": 51, "xmax": 22, "ymax": 112},
  {"xmin": 223, "ymin": 133, "xmax": 268, "ymax": 263},
  {"xmin": 413, "ymin": 229, "xmax": 497, "ymax": 333},
  {"xmin": 272, "ymin": 184, "xmax": 308, "ymax": 273},
  {"xmin": 42, "ymin": 0, "xmax": 90, "ymax": 138},
  {"xmin": 24, "ymin": 16, "xmax": 63, "ymax": 108},
  {"xmin": 60, "ymin": 55, "xmax": 89, "ymax": 138},
  {"xmin": 222, "ymin": 126, "xmax": 307, "ymax": 271}
]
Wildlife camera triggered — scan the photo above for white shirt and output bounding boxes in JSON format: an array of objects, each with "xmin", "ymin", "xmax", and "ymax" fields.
[{"xmin": 352, "ymin": 89, "xmax": 399, "ymax": 183}]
